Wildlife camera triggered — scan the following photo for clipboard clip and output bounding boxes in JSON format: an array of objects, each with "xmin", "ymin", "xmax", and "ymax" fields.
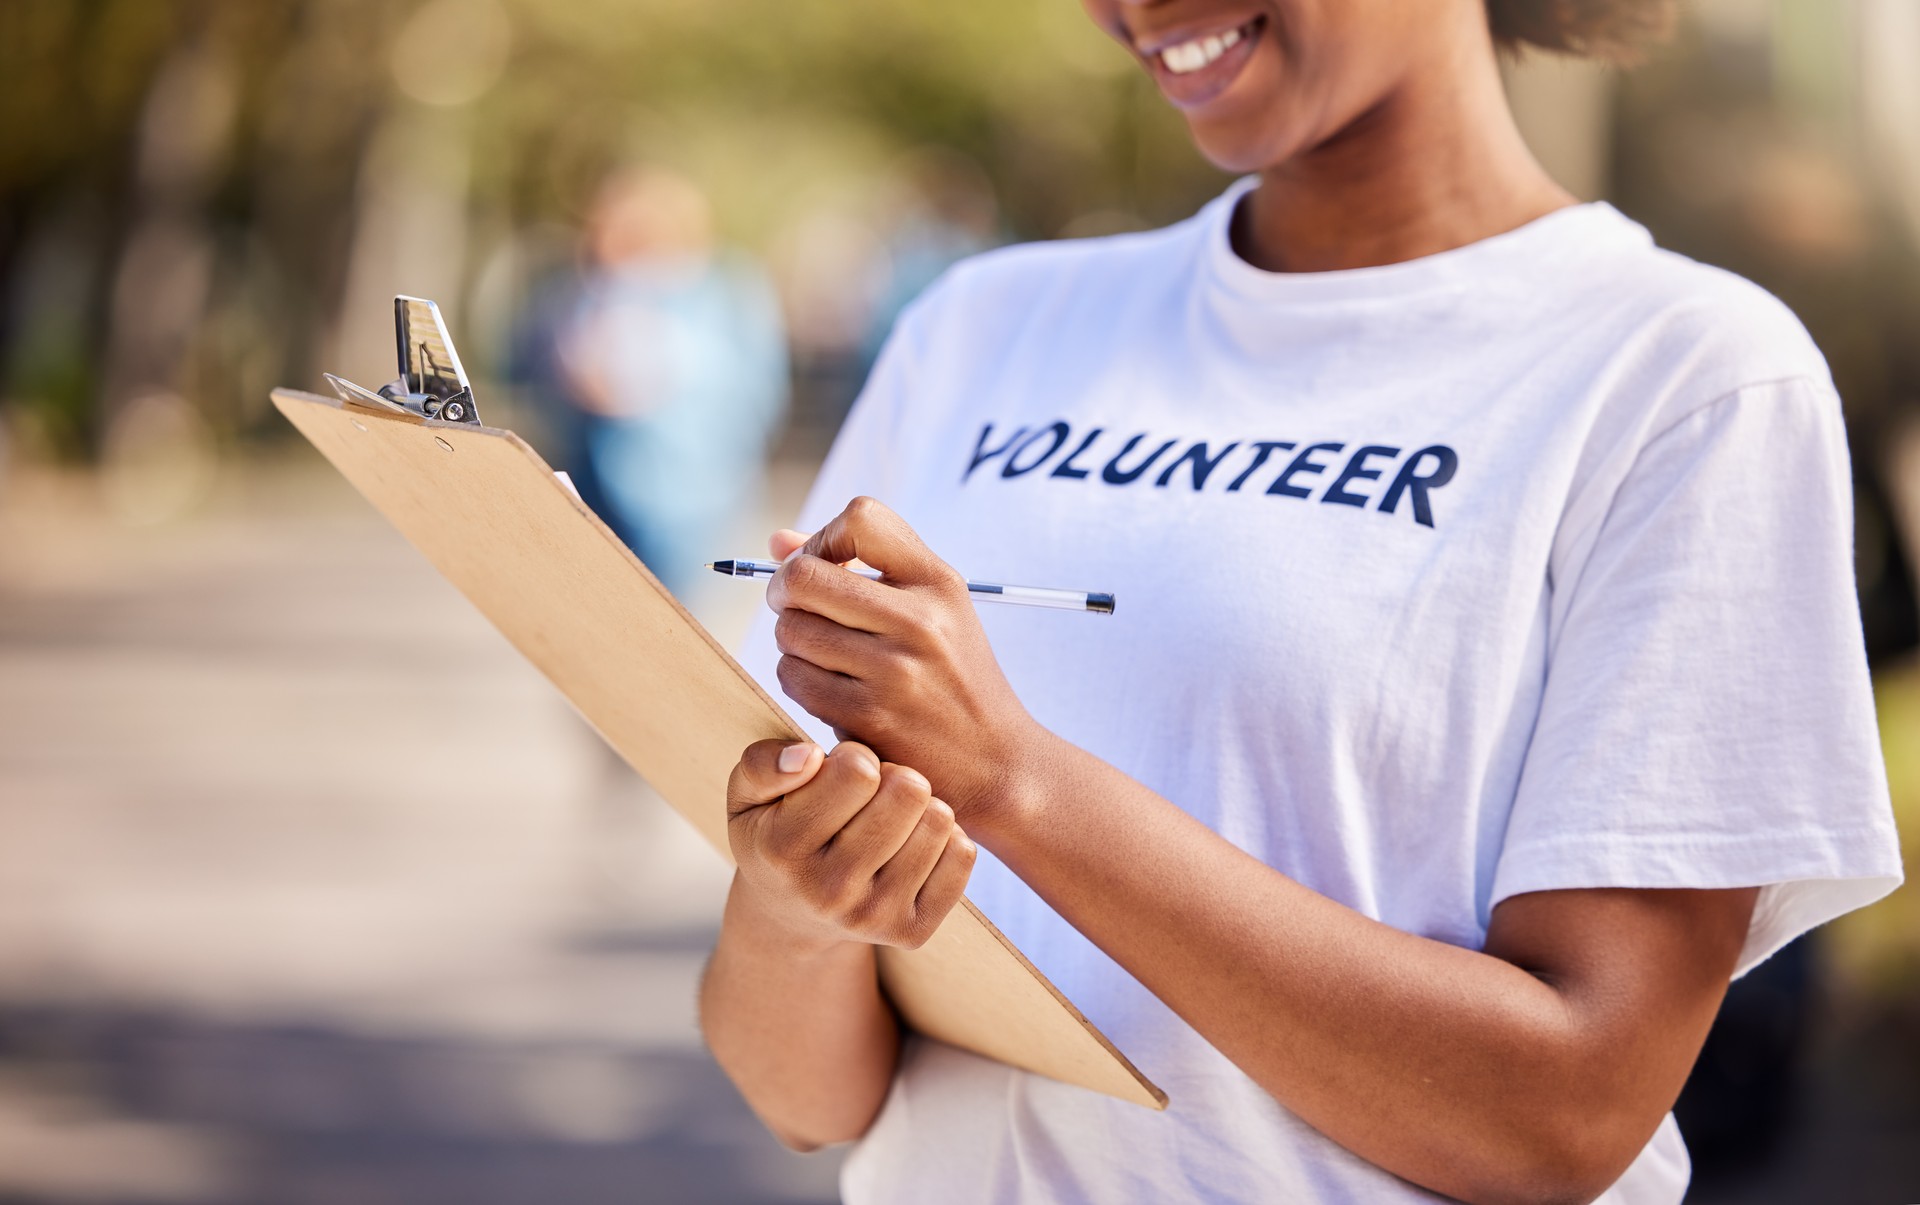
[{"xmin": 323, "ymin": 295, "xmax": 482, "ymax": 425}]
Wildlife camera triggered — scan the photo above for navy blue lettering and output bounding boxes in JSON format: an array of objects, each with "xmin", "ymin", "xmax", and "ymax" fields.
[
  {"xmin": 1267, "ymin": 442, "xmax": 1346, "ymax": 498},
  {"xmin": 1050, "ymin": 427, "xmax": 1105, "ymax": 479},
  {"xmin": 1378, "ymin": 445, "xmax": 1459, "ymax": 528},
  {"xmin": 1226, "ymin": 442, "xmax": 1296, "ymax": 492},
  {"xmin": 1154, "ymin": 441, "xmax": 1242, "ymax": 490},
  {"xmin": 1322, "ymin": 445, "xmax": 1401, "ymax": 508},
  {"xmin": 1101, "ymin": 434, "xmax": 1180, "ymax": 485},
  {"xmin": 1002, "ymin": 422, "xmax": 1071, "ymax": 478},
  {"xmin": 965, "ymin": 423, "xmax": 1029, "ymax": 482}
]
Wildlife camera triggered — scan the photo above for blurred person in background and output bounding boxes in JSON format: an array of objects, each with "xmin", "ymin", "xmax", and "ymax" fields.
[
  {"xmin": 518, "ymin": 165, "xmax": 787, "ymax": 598},
  {"xmin": 700, "ymin": 2, "xmax": 1904, "ymax": 1205}
]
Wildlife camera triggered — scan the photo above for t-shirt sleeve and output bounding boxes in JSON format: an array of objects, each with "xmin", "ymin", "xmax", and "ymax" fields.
[{"xmin": 1491, "ymin": 377, "xmax": 1904, "ymax": 976}]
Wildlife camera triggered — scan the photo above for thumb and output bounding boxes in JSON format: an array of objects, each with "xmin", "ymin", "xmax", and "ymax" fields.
[
  {"xmin": 768, "ymin": 528, "xmax": 809, "ymax": 561},
  {"xmin": 727, "ymin": 739, "xmax": 824, "ymax": 819}
]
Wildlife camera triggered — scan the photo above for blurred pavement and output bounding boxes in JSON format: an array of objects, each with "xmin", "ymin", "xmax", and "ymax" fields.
[{"xmin": 0, "ymin": 449, "xmax": 839, "ymax": 1204}]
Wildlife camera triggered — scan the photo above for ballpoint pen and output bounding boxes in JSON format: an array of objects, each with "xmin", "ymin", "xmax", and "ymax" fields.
[{"xmin": 706, "ymin": 558, "xmax": 1115, "ymax": 615}]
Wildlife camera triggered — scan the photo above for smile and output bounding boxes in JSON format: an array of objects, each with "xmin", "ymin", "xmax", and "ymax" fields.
[
  {"xmin": 1139, "ymin": 16, "xmax": 1265, "ymax": 108},
  {"xmin": 1159, "ymin": 22, "xmax": 1249, "ymax": 74}
]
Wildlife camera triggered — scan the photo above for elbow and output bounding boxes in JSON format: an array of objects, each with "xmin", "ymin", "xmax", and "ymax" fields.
[
  {"xmin": 1461, "ymin": 1113, "xmax": 1647, "ymax": 1205},
  {"xmin": 761, "ymin": 1089, "xmax": 886, "ymax": 1153},
  {"xmin": 766, "ymin": 1113, "xmax": 875, "ymax": 1154}
]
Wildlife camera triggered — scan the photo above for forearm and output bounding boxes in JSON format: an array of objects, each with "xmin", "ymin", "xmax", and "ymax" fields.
[
  {"xmin": 976, "ymin": 733, "xmax": 1697, "ymax": 1203},
  {"xmin": 699, "ymin": 874, "xmax": 901, "ymax": 1150}
]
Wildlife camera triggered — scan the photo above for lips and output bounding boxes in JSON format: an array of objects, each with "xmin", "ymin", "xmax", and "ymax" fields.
[{"xmin": 1139, "ymin": 15, "xmax": 1266, "ymax": 110}]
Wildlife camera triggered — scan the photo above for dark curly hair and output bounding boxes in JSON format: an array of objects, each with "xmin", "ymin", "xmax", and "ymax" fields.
[{"xmin": 1485, "ymin": 0, "xmax": 1678, "ymax": 63}]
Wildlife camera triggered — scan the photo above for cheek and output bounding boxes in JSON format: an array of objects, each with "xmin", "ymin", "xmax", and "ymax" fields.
[
  {"xmin": 1183, "ymin": 49, "xmax": 1318, "ymax": 174},
  {"xmin": 1181, "ymin": 21, "xmax": 1368, "ymax": 175}
]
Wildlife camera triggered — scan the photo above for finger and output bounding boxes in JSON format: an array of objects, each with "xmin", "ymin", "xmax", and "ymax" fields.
[
  {"xmin": 766, "ymin": 553, "xmax": 903, "ymax": 635},
  {"xmin": 832, "ymin": 765, "xmax": 937, "ymax": 876},
  {"xmin": 772, "ymin": 741, "xmax": 886, "ymax": 851},
  {"xmin": 912, "ymin": 832, "xmax": 977, "ymax": 926},
  {"xmin": 727, "ymin": 739, "xmax": 824, "ymax": 820},
  {"xmin": 776, "ymin": 653, "xmax": 872, "ymax": 736},
  {"xmin": 769, "ymin": 528, "xmax": 809, "ymax": 560},
  {"xmin": 773, "ymin": 608, "xmax": 887, "ymax": 677},
  {"xmin": 771, "ymin": 529, "xmax": 874, "ymax": 573},
  {"xmin": 801, "ymin": 497, "xmax": 958, "ymax": 590},
  {"xmin": 871, "ymin": 793, "xmax": 954, "ymax": 894}
]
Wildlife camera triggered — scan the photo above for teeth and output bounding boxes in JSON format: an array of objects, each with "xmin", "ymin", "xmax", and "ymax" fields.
[{"xmin": 1160, "ymin": 25, "xmax": 1246, "ymax": 75}]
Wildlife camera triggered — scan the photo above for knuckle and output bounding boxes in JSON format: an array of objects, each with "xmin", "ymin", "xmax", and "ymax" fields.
[
  {"xmin": 774, "ymin": 655, "xmax": 804, "ymax": 701},
  {"xmin": 880, "ymin": 763, "xmax": 930, "ymax": 799},
  {"xmin": 800, "ymin": 859, "xmax": 851, "ymax": 908},
  {"xmin": 762, "ymin": 821, "xmax": 808, "ymax": 865},
  {"xmin": 838, "ymin": 885, "xmax": 881, "ymax": 931},
  {"xmin": 845, "ymin": 495, "xmax": 882, "ymax": 524},
  {"xmin": 772, "ymin": 608, "xmax": 806, "ymax": 653},
  {"xmin": 899, "ymin": 912, "xmax": 938, "ymax": 950},
  {"xmin": 783, "ymin": 555, "xmax": 822, "ymax": 595},
  {"xmin": 843, "ymin": 678, "xmax": 881, "ymax": 724},
  {"xmin": 934, "ymin": 562, "xmax": 967, "ymax": 596},
  {"xmin": 882, "ymin": 647, "xmax": 921, "ymax": 688},
  {"xmin": 836, "ymin": 743, "xmax": 882, "ymax": 786},
  {"xmin": 776, "ymin": 654, "xmax": 819, "ymax": 704}
]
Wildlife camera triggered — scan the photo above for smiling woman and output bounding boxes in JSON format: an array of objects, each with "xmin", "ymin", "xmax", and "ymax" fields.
[{"xmin": 697, "ymin": 2, "xmax": 1903, "ymax": 1203}]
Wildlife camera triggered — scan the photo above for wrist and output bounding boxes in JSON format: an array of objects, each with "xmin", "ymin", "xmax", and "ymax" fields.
[
  {"xmin": 724, "ymin": 872, "xmax": 866, "ymax": 963},
  {"xmin": 969, "ymin": 720, "xmax": 1066, "ymax": 849}
]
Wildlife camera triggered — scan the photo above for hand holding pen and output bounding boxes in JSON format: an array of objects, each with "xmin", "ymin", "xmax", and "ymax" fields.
[{"xmin": 738, "ymin": 498, "xmax": 1065, "ymax": 829}]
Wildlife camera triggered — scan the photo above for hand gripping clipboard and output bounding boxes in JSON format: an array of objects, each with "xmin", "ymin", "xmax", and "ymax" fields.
[{"xmin": 275, "ymin": 296, "xmax": 1166, "ymax": 1110}]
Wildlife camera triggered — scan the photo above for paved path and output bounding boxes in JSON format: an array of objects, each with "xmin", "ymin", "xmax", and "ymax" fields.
[{"xmin": 0, "ymin": 454, "xmax": 840, "ymax": 1203}]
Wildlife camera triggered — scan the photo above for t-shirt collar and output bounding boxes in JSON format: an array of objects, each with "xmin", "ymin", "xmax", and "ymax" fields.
[{"xmin": 1199, "ymin": 175, "xmax": 1652, "ymax": 306}]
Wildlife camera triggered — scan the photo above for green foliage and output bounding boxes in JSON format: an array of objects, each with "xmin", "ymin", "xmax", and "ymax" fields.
[{"xmin": 0, "ymin": 0, "xmax": 1226, "ymax": 448}]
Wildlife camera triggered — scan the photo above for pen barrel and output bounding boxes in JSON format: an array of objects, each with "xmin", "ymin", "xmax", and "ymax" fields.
[
  {"xmin": 713, "ymin": 559, "xmax": 1112, "ymax": 613},
  {"xmin": 968, "ymin": 583, "xmax": 1109, "ymax": 613}
]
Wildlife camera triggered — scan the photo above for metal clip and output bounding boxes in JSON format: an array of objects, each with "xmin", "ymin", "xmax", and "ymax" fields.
[{"xmin": 324, "ymin": 295, "xmax": 483, "ymax": 425}]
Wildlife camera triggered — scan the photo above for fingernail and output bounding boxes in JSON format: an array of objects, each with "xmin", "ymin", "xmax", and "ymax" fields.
[{"xmin": 778, "ymin": 743, "xmax": 815, "ymax": 774}]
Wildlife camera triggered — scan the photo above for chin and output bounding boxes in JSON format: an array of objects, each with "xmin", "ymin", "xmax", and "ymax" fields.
[
  {"xmin": 1188, "ymin": 129, "xmax": 1280, "ymax": 175},
  {"xmin": 1184, "ymin": 113, "xmax": 1300, "ymax": 176}
]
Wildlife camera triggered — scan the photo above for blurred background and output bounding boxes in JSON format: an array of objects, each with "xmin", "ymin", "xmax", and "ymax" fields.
[{"xmin": 0, "ymin": 0, "xmax": 1915, "ymax": 1200}]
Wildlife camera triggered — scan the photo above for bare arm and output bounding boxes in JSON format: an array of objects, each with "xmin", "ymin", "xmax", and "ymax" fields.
[
  {"xmin": 763, "ymin": 499, "xmax": 1758, "ymax": 1204},
  {"xmin": 698, "ymin": 738, "xmax": 976, "ymax": 1150},
  {"xmin": 985, "ymin": 731, "xmax": 1754, "ymax": 1203}
]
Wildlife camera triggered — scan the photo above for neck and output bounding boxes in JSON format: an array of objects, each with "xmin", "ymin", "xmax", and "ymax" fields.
[{"xmin": 1233, "ymin": 20, "xmax": 1574, "ymax": 274}]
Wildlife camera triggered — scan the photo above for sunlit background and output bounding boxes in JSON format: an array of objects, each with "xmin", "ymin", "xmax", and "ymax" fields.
[{"xmin": 1, "ymin": 0, "xmax": 1916, "ymax": 1201}]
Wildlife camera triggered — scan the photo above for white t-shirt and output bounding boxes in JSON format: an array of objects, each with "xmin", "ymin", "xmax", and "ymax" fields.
[{"xmin": 737, "ymin": 180, "xmax": 1903, "ymax": 1204}]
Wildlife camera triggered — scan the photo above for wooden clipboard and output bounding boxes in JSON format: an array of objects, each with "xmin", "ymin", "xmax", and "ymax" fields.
[{"xmin": 272, "ymin": 386, "xmax": 1166, "ymax": 1110}]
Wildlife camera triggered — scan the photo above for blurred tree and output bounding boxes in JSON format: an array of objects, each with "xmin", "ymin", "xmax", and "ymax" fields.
[{"xmin": 0, "ymin": 0, "xmax": 1226, "ymax": 456}]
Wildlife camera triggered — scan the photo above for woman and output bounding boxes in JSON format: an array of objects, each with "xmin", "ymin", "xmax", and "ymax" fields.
[{"xmin": 699, "ymin": 1, "xmax": 1903, "ymax": 1201}]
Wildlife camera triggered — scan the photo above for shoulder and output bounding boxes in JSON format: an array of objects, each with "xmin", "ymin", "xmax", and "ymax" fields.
[
  {"xmin": 891, "ymin": 217, "xmax": 1206, "ymax": 352},
  {"xmin": 1574, "ymin": 214, "xmax": 1833, "ymax": 404},
  {"xmin": 1549, "ymin": 227, "xmax": 1850, "ymax": 569},
  {"xmin": 939, "ymin": 219, "xmax": 1198, "ymax": 299}
]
